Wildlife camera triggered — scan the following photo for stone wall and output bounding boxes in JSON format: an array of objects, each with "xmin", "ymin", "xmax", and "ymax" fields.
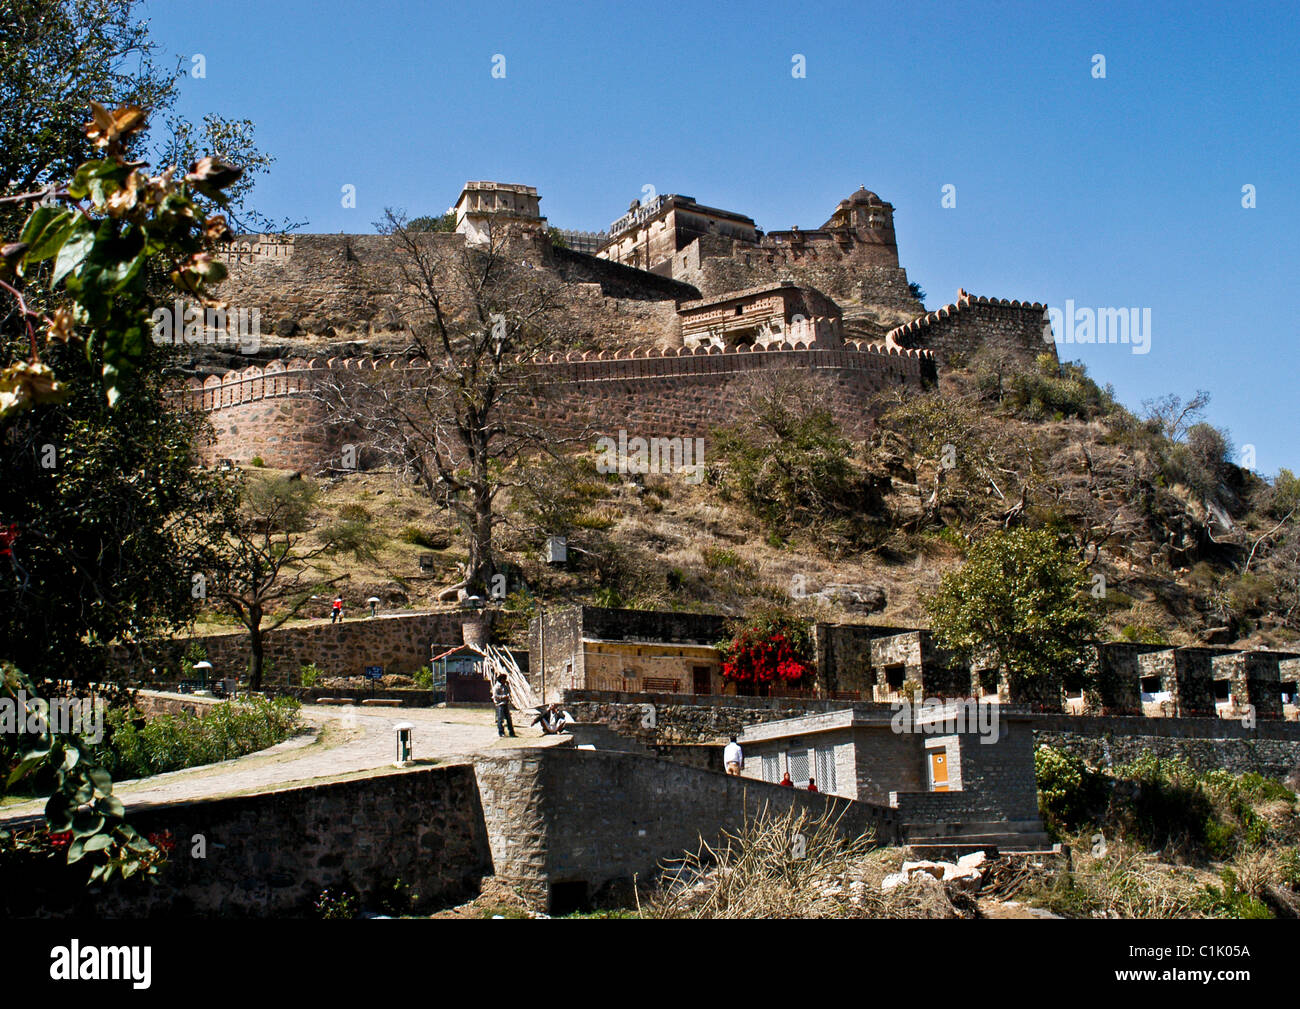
[
  {"xmin": 471, "ymin": 747, "xmax": 897, "ymax": 909},
  {"xmin": 811, "ymin": 622, "xmax": 916, "ymax": 694},
  {"xmin": 675, "ymin": 235, "xmax": 922, "ymax": 316},
  {"xmin": 563, "ymin": 688, "xmax": 853, "ymax": 744},
  {"xmin": 1138, "ymin": 647, "xmax": 1227, "ymax": 718},
  {"xmin": 3, "ymin": 765, "xmax": 493, "ymax": 918},
  {"xmin": 1032, "ymin": 713, "xmax": 1300, "ymax": 779},
  {"xmin": 887, "ymin": 291, "xmax": 1057, "ymax": 368},
  {"xmin": 188, "ymin": 343, "xmax": 935, "ymax": 472},
  {"xmin": 110, "ymin": 611, "xmax": 472, "ymax": 684}
]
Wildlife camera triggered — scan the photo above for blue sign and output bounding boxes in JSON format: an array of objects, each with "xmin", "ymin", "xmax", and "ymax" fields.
[{"xmin": 364, "ymin": 666, "xmax": 383, "ymax": 680}]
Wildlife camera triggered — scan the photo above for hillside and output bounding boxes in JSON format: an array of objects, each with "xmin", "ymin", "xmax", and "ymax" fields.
[{"xmin": 198, "ymin": 352, "xmax": 1298, "ymax": 655}]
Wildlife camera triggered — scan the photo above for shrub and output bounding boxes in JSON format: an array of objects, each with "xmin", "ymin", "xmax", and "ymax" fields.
[
  {"xmin": 1035, "ymin": 745, "xmax": 1108, "ymax": 837},
  {"xmin": 250, "ymin": 456, "xmax": 264, "ymax": 467},
  {"xmin": 299, "ymin": 663, "xmax": 323, "ymax": 688},
  {"xmin": 399, "ymin": 526, "xmax": 451, "ymax": 549},
  {"xmin": 412, "ymin": 665, "xmax": 433, "ymax": 689},
  {"xmin": 94, "ymin": 696, "xmax": 302, "ymax": 779},
  {"xmin": 314, "ymin": 888, "xmax": 358, "ymax": 919},
  {"xmin": 719, "ymin": 609, "xmax": 814, "ymax": 688},
  {"xmin": 337, "ymin": 503, "xmax": 371, "ymax": 522}
]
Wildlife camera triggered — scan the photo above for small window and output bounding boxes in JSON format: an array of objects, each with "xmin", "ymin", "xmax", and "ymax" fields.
[
  {"xmin": 815, "ymin": 747, "xmax": 836, "ymax": 793},
  {"xmin": 788, "ymin": 749, "xmax": 810, "ymax": 787},
  {"xmin": 734, "ymin": 305, "xmax": 743, "ymax": 315},
  {"xmin": 761, "ymin": 753, "xmax": 779, "ymax": 783},
  {"xmin": 1140, "ymin": 675, "xmax": 1161, "ymax": 694}
]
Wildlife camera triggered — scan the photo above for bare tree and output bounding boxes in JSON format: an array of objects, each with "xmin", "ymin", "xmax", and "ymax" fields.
[
  {"xmin": 212, "ymin": 473, "xmax": 349, "ymax": 689},
  {"xmin": 315, "ymin": 212, "xmax": 581, "ymax": 596},
  {"xmin": 1141, "ymin": 390, "xmax": 1210, "ymax": 443}
]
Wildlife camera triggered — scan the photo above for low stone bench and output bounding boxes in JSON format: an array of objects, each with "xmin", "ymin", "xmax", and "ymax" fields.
[
  {"xmin": 361, "ymin": 699, "xmax": 403, "ymax": 707},
  {"xmin": 316, "ymin": 697, "xmax": 356, "ymax": 706}
]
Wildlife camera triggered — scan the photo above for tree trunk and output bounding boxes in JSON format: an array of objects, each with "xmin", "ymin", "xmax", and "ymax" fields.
[{"xmin": 248, "ymin": 615, "xmax": 265, "ymax": 690}]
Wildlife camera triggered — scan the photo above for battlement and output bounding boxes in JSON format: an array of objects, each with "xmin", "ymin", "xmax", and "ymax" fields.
[
  {"xmin": 181, "ymin": 341, "xmax": 935, "ymax": 412},
  {"xmin": 885, "ymin": 289, "xmax": 1055, "ymax": 366}
]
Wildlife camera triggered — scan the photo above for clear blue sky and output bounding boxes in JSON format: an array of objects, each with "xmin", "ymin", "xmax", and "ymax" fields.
[{"xmin": 142, "ymin": 0, "xmax": 1299, "ymax": 475}]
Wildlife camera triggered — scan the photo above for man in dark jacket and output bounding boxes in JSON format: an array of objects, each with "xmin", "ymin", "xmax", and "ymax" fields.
[{"xmin": 492, "ymin": 674, "xmax": 516, "ymax": 737}]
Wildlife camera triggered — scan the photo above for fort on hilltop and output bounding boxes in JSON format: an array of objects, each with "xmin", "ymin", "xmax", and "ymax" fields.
[{"xmin": 191, "ymin": 182, "xmax": 1057, "ymax": 471}]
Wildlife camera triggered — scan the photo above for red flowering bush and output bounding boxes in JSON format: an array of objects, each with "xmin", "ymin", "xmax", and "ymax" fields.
[{"xmin": 720, "ymin": 615, "xmax": 814, "ymax": 687}]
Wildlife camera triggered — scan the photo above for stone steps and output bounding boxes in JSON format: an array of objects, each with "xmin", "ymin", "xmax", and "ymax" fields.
[
  {"xmin": 904, "ymin": 819, "xmax": 1044, "ymax": 838},
  {"xmin": 907, "ymin": 832, "xmax": 1054, "ymax": 851}
]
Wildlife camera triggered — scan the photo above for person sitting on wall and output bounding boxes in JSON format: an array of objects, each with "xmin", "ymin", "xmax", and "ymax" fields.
[
  {"xmin": 779, "ymin": 772, "xmax": 793, "ymax": 787},
  {"xmin": 807, "ymin": 778, "xmax": 818, "ymax": 793},
  {"xmin": 531, "ymin": 703, "xmax": 574, "ymax": 735}
]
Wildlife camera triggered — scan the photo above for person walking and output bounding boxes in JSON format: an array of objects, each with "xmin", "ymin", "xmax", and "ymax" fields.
[
  {"xmin": 492, "ymin": 673, "xmax": 516, "ymax": 738},
  {"xmin": 806, "ymin": 778, "xmax": 818, "ymax": 793},
  {"xmin": 330, "ymin": 595, "xmax": 344, "ymax": 624},
  {"xmin": 723, "ymin": 735, "xmax": 743, "ymax": 776}
]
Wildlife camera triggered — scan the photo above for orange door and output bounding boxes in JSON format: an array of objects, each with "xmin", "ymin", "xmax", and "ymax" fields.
[{"xmin": 929, "ymin": 751, "xmax": 949, "ymax": 792}]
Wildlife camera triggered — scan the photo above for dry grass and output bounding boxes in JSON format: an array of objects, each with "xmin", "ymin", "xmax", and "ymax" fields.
[
  {"xmin": 1031, "ymin": 838, "xmax": 1214, "ymax": 918},
  {"xmin": 636, "ymin": 801, "xmax": 970, "ymax": 919}
]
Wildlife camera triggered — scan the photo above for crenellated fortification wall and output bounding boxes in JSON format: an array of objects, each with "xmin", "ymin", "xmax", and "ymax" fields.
[
  {"xmin": 185, "ymin": 343, "xmax": 935, "ymax": 471},
  {"xmin": 886, "ymin": 290, "xmax": 1056, "ymax": 367}
]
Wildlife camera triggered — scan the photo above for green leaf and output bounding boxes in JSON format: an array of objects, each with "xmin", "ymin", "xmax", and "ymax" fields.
[
  {"xmin": 83, "ymin": 833, "xmax": 113, "ymax": 852},
  {"xmin": 18, "ymin": 206, "xmax": 76, "ymax": 263},
  {"xmin": 52, "ymin": 217, "xmax": 95, "ymax": 287},
  {"xmin": 44, "ymin": 793, "xmax": 73, "ymax": 832},
  {"xmin": 87, "ymin": 767, "xmax": 112, "ymax": 797},
  {"xmin": 96, "ymin": 795, "xmax": 125, "ymax": 818},
  {"xmin": 72, "ymin": 809, "xmax": 105, "ymax": 838},
  {"xmin": 6, "ymin": 749, "xmax": 49, "ymax": 787},
  {"xmin": 66, "ymin": 837, "xmax": 87, "ymax": 863}
]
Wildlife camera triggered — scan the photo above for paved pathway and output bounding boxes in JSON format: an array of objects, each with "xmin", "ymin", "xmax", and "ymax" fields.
[{"xmin": 0, "ymin": 695, "xmax": 560, "ymax": 823}]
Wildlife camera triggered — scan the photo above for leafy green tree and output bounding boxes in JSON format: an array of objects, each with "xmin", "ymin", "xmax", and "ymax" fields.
[
  {"xmin": 405, "ymin": 212, "xmax": 456, "ymax": 232},
  {"xmin": 1, "ymin": 1, "xmax": 274, "ymax": 230},
  {"xmin": 923, "ymin": 527, "xmax": 1102, "ymax": 706},
  {"xmin": 0, "ymin": 100, "xmax": 243, "ymax": 880},
  {"xmin": 0, "ymin": 350, "xmax": 233, "ymax": 684}
]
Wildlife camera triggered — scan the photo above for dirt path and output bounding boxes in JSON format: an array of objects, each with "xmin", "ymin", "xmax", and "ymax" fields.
[{"xmin": 0, "ymin": 698, "xmax": 564, "ymax": 822}]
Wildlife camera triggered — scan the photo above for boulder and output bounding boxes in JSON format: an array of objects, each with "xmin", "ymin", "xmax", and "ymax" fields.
[{"xmin": 814, "ymin": 583, "xmax": 887, "ymax": 614}]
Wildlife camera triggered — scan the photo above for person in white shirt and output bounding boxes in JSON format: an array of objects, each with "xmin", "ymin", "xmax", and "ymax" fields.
[{"xmin": 723, "ymin": 735, "xmax": 743, "ymax": 775}]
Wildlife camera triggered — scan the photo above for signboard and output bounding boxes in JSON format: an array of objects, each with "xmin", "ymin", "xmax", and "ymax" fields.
[{"xmin": 364, "ymin": 666, "xmax": 384, "ymax": 680}]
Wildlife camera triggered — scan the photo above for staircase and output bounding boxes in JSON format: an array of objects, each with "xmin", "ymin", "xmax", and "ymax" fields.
[{"xmin": 902, "ymin": 818, "xmax": 1054, "ymax": 857}]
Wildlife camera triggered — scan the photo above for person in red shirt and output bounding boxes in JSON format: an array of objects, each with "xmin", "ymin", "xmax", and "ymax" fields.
[
  {"xmin": 807, "ymin": 778, "xmax": 818, "ymax": 793},
  {"xmin": 779, "ymin": 772, "xmax": 793, "ymax": 787}
]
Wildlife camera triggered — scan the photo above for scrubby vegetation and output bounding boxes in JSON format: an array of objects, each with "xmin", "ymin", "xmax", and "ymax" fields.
[
  {"xmin": 91, "ymin": 696, "xmax": 302, "ymax": 780},
  {"xmin": 1033, "ymin": 745, "xmax": 1300, "ymax": 918}
]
